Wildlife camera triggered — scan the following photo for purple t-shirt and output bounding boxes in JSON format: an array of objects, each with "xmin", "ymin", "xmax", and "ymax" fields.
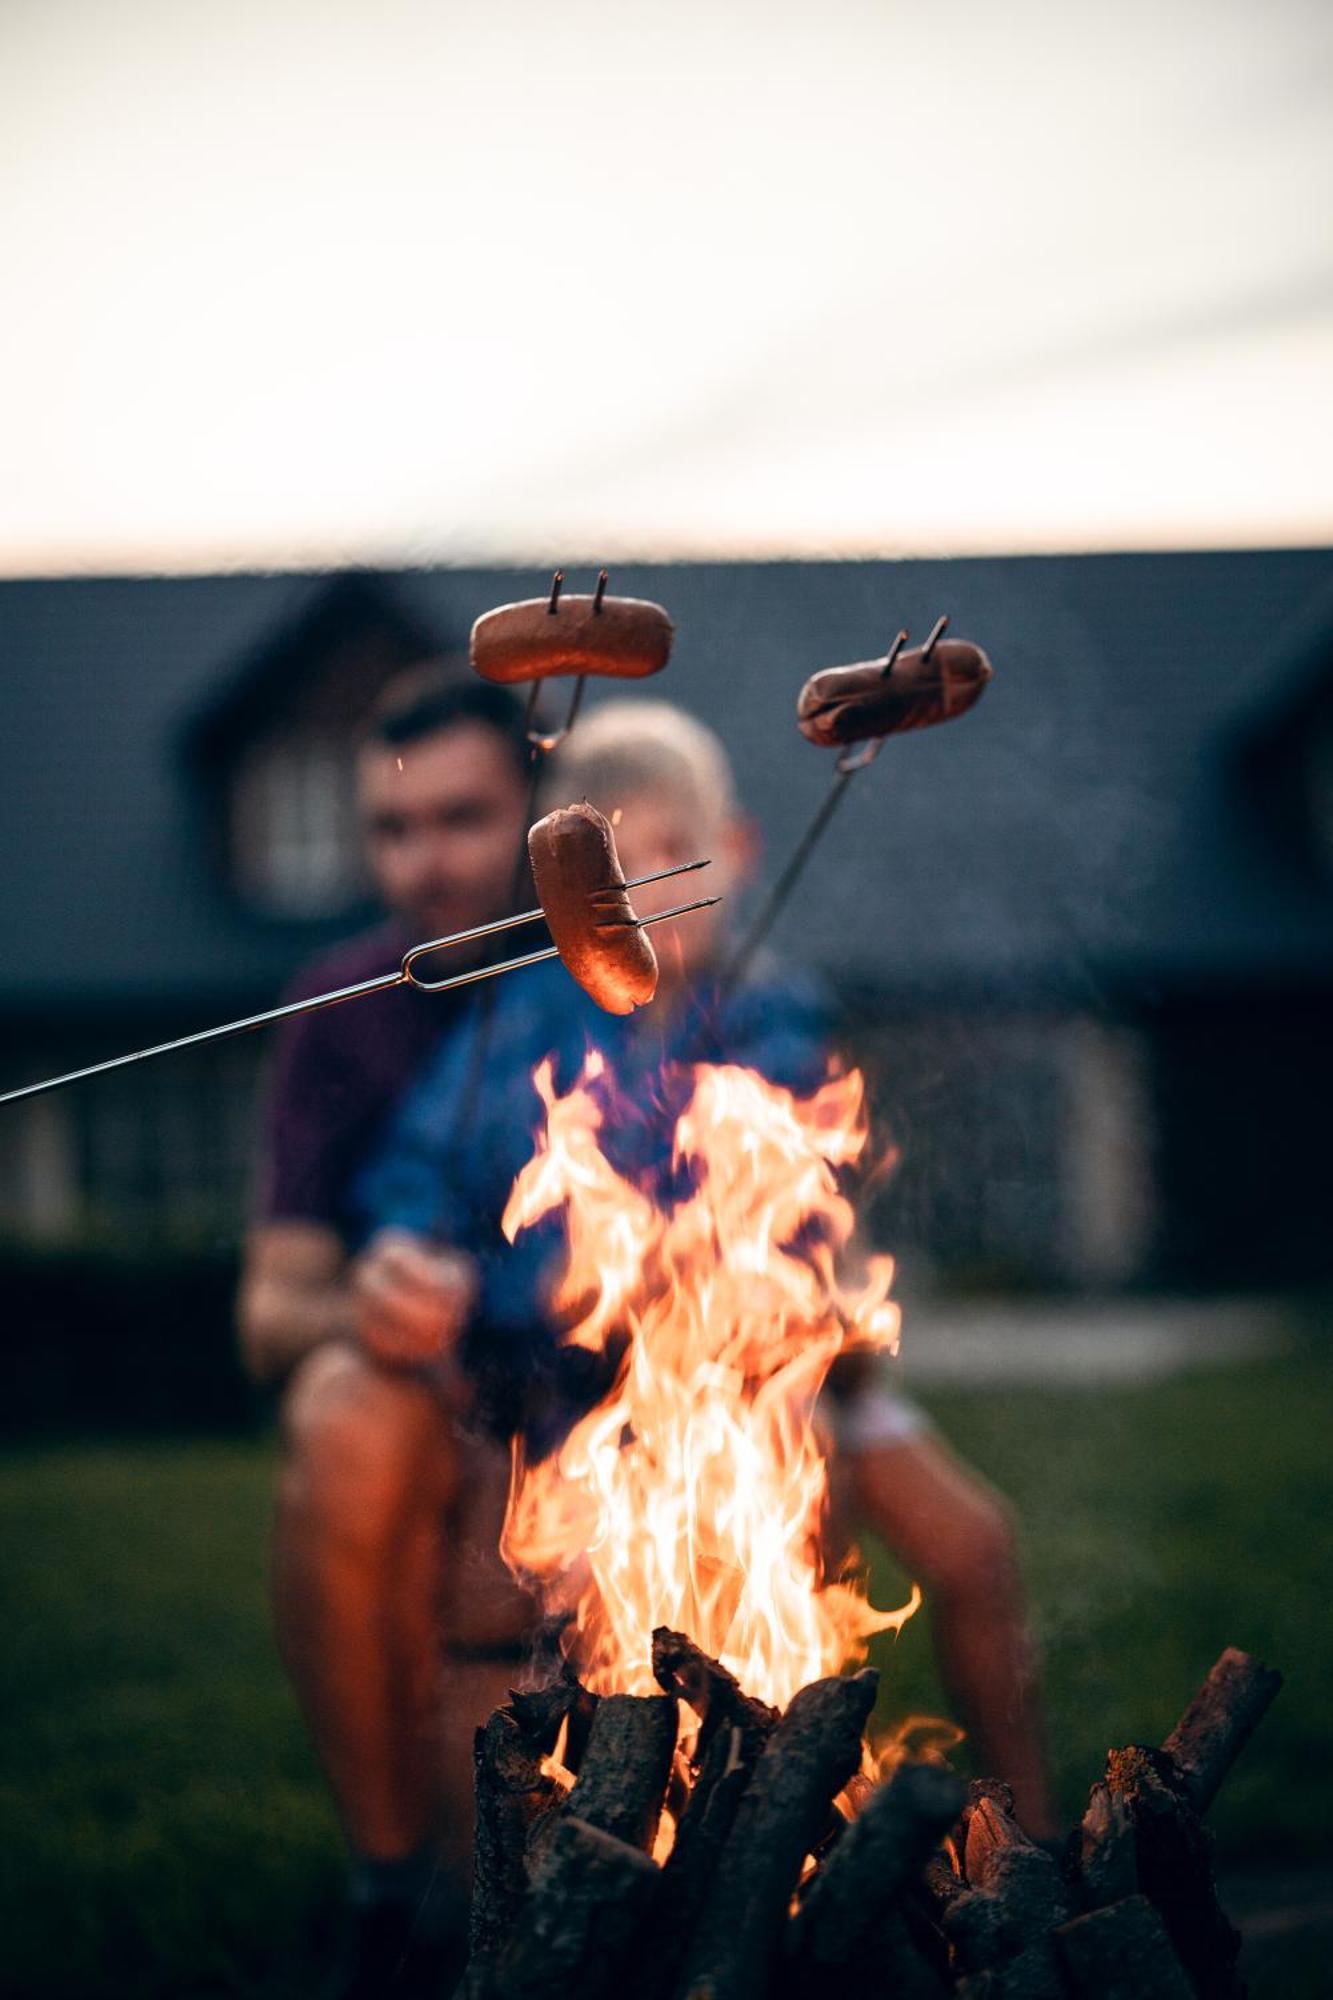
[{"xmin": 254, "ymin": 922, "xmax": 473, "ymax": 1241}]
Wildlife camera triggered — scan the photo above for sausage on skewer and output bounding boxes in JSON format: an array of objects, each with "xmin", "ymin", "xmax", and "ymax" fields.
[
  {"xmin": 797, "ymin": 638, "xmax": 993, "ymax": 748},
  {"xmin": 472, "ymin": 594, "xmax": 674, "ymax": 685},
  {"xmin": 529, "ymin": 802, "xmax": 659, "ymax": 1015}
]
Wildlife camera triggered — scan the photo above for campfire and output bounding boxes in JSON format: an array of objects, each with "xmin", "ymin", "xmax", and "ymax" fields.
[
  {"xmin": 500, "ymin": 1054, "xmax": 916, "ymax": 1713},
  {"xmin": 458, "ymin": 1059, "xmax": 1281, "ymax": 1999}
]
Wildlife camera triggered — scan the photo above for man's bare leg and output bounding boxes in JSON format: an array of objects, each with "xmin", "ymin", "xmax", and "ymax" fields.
[
  {"xmin": 433, "ymin": 1435, "xmax": 545, "ymax": 1881},
  {"xmin": 273, "ymin": 1343, "xmax": 460, "ymax": 1860},
  {"xmin": 849, "ymin": 1430, "xmax": 1057, "ymax": 1839}
]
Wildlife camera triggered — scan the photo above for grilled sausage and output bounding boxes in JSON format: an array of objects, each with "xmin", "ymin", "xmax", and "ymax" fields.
[
  {"xmin": 471, "ymin": 594, "xmax": 674, "ymax": 685},
  {"xmin": 528, "ymin": 802, "xmax": 658, "ymax": 1015},
  {"xmin": 797, "ymin": 639, "xmax": 993, "ymax": 748}
]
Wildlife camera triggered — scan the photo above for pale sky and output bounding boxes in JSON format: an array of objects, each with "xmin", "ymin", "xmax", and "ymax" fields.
[{"xmin": 1, "ymin": 0, "xmax": 1331, "ymax": 574}]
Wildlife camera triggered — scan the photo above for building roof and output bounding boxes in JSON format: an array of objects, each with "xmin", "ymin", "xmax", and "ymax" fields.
[{"xmin": 1, "ymin": 549, "xmax": 1331, "ymax": 1021}]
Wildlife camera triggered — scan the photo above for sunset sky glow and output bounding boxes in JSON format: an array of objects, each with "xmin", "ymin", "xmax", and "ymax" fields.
[{"xmin": 2, "ymin": 0, "xmax": 1330, "ymax": 574}]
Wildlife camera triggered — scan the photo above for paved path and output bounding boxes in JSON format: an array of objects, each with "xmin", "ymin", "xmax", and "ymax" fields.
[{"xmin": 894, "ymin": 1295, "xmax": 1292, "ymax": 1387}]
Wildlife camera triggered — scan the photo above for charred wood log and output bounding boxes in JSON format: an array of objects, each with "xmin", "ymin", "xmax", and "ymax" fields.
[
  {"xmin": 1161, "ymin": 1647, "xmax": 1282, "ymax": 1817},
  {"xmin": 944, "ymin": 1885, "xmax": 1068, "ymax": 1998},
  {"xmin": 463, "ymin": 1709, "xmax": 560, "ymax": 1993},
  {"xmin": 1075, "ymin": 1781, "xmax": 1138, "ymax": 1909},
  {"xmin": 919, "ymin": 1842, "xmax": 967, "ymax": 1920},
  {"xmin": 952, "ymin": 1941, "xmax": 1066, "ymax": 2000},
  {"xmin": 785, "ymin": 1760, "xmax": 964, "ymax": 1990},
  {"xmin": 640, "ymin": 1704, "xmax": 778, "ymax": 2000},
  {"xmin": 676, "ymin": 1669, "xmax": 879, "ymax": 2000},
  {"xmin": 961, "ymin": 1778, "xmax": 1015, "ymax": 1829},
  {"xmin": 962, "ymin": 1794, "xmax": 1035, "ymax": 1888},
  {"xmin": 562, "ymin": 1690, "xmax": 678, "ymax": 1854},
  {"xmin": 646, "ymin": 1626, "xmax": 780, "ymax": 1986},
  {"xmin": 652, "ymin": 1626, "xmax": 779, "ymax": 1761},
  {"xmin": 1055, "ymin": 1893, "xmax": 1195, "ymax": 1999},
  {"xmin": 1104, "ymin": 1744, "xmax": 1242, "ymax": 1999},
  {"xmin": 1093, "ymin": 1648, "xmax": 1280, "ymax": 1997},
  {"xmin": 942, "ymin": 1792, "xmax": 1070, "ymax": 1997},
  {"xmin": 508, "ymin": 1660, "xmax": 599, "ymax": 1771},
  {"xmin": 493, "ymin": 1811, "xmax": 661, "ymax": 2000}
]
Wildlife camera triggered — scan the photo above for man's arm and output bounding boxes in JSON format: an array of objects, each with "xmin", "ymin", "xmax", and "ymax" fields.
[
  {"xmin": 239, "ymin": 1219, "xmax": 480, "ymax": 1390},
  {"xmin": 238, "ymin": 1220, "xmax": 356, "ymax": 1386}
]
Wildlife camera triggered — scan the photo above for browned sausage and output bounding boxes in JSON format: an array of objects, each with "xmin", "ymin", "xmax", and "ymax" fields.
[
  {"xmin": 797, "ymin": 638, "xmax": 993, "ymax": 748},
  {"xmin": 528, "ymin": 802, "xmax": 658, "ymax": 1015},
  {"xmin": 471, "ymin": 594, "xmax": 674, "ymax": 685}
]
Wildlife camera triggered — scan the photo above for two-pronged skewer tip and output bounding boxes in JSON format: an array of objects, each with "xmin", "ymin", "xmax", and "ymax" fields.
[
  {"xmin": 547, "ymin": 566, "xmax": 610, "ymax": 614},
  {"xmin": 401, "ymin": 855, "xmax": 712, "ymax": 978},
  {"xmin": 0, "ymin": 857, "xmax": 717, "ymax": 1104},
  {"xmin": 882, "ymin": 615, "xmax": 946, "ymax": 676}
]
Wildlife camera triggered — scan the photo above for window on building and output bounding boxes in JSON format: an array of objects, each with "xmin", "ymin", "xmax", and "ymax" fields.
[
  {"xmin": 71, "ymin": 1040, "xmax": 264, "ymax": 1234},
  {"xmin": 230, "ymin": 733, "xmax": 367, "ymax": 918}
]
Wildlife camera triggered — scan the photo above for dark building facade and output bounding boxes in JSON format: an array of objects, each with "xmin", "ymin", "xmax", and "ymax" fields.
[{"xmin": 1, "ymin": 551, "xmax": 1330, "ymax": 1290}]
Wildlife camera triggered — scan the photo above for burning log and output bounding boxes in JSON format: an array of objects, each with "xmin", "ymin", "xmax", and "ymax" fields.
[
  {"xmin": 1160, "ymin": 1645, "xmax": 1283, "ymax": 1816},
  {"xmin": 491, "ymin": 1812, "xmax": 661, "ymax": 2000},
  {"xmin": 1102, "ymin": 1744, "xmax": 1243, "ymax": 1999},
  {"xmin": 456, "ymin": 1639, "xmax": 1280, "ymax": 2000},
  {"xmin": 507, "ymin": 1659, "xmax": 599, "ymax": 1770},
  {"xmin": 651, "ymin": 1626, "xmax": 779, "ymax": 1756},
  {"xmin": 465, "ymin": 1709, "xmax": 561, "ymax": 1986},
  {"xmin": 1054, "ymin": 1896, "xmax": 1195, "ymax": 2000},
  {"xmin": 785, "ymin": 1759, "xmax": 965, "ymax": 1991},
  {"xmin": 635, "ymin": 1630, "xmax": 780, "ymax": 2000},
  {"xmin": 942, "ymin": 1791, "xmax": 1070, "ymax": 1999},
  {"xmin": 1075, "ymin": 1783, "xmax": 1138, "ymax": 1908},
  {"xmin": 562, "ymin": 1690, "xmax": 678, "ymax": 1854},
  {"xmin": 1091, "ymin": 1647, "xmax": 1279, "ymax": 2000},
  {"xmin": 675, "ymin": 1668, "xmax": 879, "ymax": 2000}
]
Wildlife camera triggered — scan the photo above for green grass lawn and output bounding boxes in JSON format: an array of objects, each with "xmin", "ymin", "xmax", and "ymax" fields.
[{"xmin": 2, "ymin": 1348, "xmax": 1330, "ymax": 1997}]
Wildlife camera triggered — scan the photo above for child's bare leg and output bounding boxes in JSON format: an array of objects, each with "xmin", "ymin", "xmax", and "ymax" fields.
[
  {"xmin": 273, "ymin": 1343, "xmax": 460, "ymax": 1860},
  {"xmin": 849, "ymin": 1431, "xmax": 1057, "ymax": 1838}
]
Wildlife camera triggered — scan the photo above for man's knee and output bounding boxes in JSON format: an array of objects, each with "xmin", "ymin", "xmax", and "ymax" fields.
[{"xmin": 278, "ymin": 1345, "xmax": 455, "ymax": 1553}]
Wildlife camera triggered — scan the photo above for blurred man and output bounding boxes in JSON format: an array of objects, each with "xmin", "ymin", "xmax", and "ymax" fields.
[{"xmin": 238, "ymin": 673, "xmax": 542, "ymax": 1997}]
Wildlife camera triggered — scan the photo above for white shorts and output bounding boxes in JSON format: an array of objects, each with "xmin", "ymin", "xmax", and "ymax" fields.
[{"xmin": 825, "ymin": 1368, "xmax": 930, "ymax": 1454}]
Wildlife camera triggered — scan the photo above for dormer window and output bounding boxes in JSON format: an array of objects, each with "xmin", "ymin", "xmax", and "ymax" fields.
[
  {"xmin": 187, "ymin": 572, "xmax": 443, "ymax": 926},
  {"xmin": 230, "ymin": 733, "xmax": 365, "ymax": 917}
]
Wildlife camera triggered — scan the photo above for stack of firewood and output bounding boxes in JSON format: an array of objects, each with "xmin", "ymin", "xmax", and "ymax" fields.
[{"xmin": 456, "ymin": 1639, "xmax": 1280, "ymax": 2000}]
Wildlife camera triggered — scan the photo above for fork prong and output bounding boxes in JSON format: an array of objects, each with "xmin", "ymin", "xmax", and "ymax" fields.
[
  {"xmin": 631, "ymin": 895, "xmax": 722, "ymax": 929},
  {"xmin": 919, "ymin": 613, "xmax": 949, "ymax": 661},
  {"xmin": 880, "ymin": 627, "xmax": 909, "ymax": 679}
]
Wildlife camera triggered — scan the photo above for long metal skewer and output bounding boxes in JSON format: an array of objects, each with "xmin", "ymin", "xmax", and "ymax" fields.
[
  {"xmin": 0, "ymin": 859, "xmax": 715, "ymax": 1108},
  {"xmin": 519, "ymin": 566, "xmax": 598, "ymax": 758},
  {"xmin": 457, "ymin": 566, "xmax": 606, "ymax": 1146},
  {"xmin": 721, "ymin": 624, "xmax": 931, "ymax": 992}
]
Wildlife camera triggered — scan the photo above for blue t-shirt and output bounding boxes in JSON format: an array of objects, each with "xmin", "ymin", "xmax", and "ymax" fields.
[{"xmin": 349, "ymin": 956, "xmax": 833, "ymax": 1435}]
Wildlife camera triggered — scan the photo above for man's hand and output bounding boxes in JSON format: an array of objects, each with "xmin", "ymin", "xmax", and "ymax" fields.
[{"xmin": 351, "ymin": 1228, "xmax": 479, "ymax": 1370}]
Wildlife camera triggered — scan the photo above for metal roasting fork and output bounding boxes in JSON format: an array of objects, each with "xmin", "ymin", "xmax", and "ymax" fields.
[
  {"xmin": 518, "ymin": 566, "xmax": 598, "ymax": 757},
  {"xmin": 0, "ymin": 859, "xmax": 717, "ymax": 1108},
  {"xmin": 721, "ymin": 616, "xmax": 948, "ymax": 991},
  {"xmin": 454, "ymin": 566, "xmax": 605, "ymax": 1151}
]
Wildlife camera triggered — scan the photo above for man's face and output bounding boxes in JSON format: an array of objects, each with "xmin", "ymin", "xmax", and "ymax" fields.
[{"xmin": 358, "ymin": 722, "xmax": 529, "ymax": 948}]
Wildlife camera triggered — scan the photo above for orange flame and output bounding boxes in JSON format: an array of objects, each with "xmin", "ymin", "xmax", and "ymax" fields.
[{"xmin": 500, "ymin": 1057, "xmax": 921, "ymax": 1711}]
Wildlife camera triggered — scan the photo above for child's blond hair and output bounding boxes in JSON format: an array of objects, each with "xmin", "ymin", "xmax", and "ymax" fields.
[{"xmin": 541, "ymin": 699, "xmax": 738, "ymax": 824}]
